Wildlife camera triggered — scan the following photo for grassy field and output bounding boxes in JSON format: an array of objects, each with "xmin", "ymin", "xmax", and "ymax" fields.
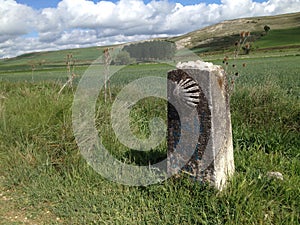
[
  {"xmin": 253, "ymin": 27, "xmax": 300, "ymax": 49},
  {"xmin": 0, "ymin": 52, "xmax": 299, "ymax": 224}
]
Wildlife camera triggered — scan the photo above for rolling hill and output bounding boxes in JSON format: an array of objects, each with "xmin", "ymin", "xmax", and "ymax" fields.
[{"xmin": 171, "ymin": 12, "xmax": 300, "ymax": 51}]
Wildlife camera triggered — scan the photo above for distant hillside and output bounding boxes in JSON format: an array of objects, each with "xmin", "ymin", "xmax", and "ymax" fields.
[{"xmin": 170, "ymin": 12, "xmax": 300, "ymax": 52}]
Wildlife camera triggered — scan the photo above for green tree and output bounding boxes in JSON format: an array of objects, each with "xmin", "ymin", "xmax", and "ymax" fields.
[
  {"xmin": 115, "ymin": 51, "xmax": 135, "ymax": 65},
  {"xmin": 124, "ymin": 40, "xmax": 176, "ymax": 62},
  {"xmin": 264, "ymin": 25, "xmax": 271, "ymax": 34}
]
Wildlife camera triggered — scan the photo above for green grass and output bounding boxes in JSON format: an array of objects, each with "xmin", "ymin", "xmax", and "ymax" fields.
[
  {"xmin": 0, "ymin": 66, "xmax": 88, "ymax": 83},
  {"xmin": 0, "ymin": 46, "xmax": 105, "ymax": 70},
  {"xmin": 254, "ymin": 27, "xmax": 300, "ymax": 49},
  {"xmin": 0, "ymin": 55, "xmax": 299, "ymax": 224}
]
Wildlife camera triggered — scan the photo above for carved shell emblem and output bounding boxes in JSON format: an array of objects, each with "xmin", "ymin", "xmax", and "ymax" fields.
[{"xmin": 173, "ymin": 78, "xmax": 200, "ymax": 107}]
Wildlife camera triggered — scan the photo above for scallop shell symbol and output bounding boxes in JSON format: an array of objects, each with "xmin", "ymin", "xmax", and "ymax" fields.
[{"xmin": 173, "ymin": 78, "xmax": 200, "ymax": 107}]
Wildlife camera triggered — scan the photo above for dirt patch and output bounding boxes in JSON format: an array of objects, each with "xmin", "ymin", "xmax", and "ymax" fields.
[
  {"xmin": 176, "ymin": 37, "xmax": 191, "ymax": 49},
  {"xmin": 0, "ymin": 176, "xmax": 61, "ymax": 225}
]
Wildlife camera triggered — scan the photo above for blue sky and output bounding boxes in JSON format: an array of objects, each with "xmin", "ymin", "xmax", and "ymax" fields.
[
  {"xmin": 16, "ymin": 0, "xmax": 267, "ymax": 9},
  {"xmin": 15, "ymin": 0, "xmax": 205, "ymax": 9},
  {"xmin": 16, "ymin": 0, "xmax": 216, "ymax": 9},
  {"xmin": 1, "ymin": 0, "xmax": 299, "ymax": 58}
]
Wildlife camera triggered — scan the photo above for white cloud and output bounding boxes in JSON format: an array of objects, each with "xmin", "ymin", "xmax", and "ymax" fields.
[
  {"xmin": 56, "ymin": 29, "xmax": 98, "ymax": 45},
  {"xmin": 0, "ymin": 0, "xmax": 300, "ymax": 58},
  {"xmin": 0, "ymin": 0, "xmax": 38, "ymax": 38}
]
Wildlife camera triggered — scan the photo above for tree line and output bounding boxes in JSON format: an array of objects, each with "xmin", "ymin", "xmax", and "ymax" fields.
[{"xmin": 123, "ymin": 40, "xmax": 176, "ymax": 62}]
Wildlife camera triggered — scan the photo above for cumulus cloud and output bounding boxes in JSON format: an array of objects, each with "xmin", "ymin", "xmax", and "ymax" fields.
[
  {"xmin": 0, "ymin": 0, "xmax": 38, "ymax": 38},
  {"xmin": 0, "ymin": 0, "xmax": 300, "ymax": 58}
]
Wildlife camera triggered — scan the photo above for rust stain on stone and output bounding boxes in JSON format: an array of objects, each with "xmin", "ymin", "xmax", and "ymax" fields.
[{"xmin": 217, "ymin": 77, "xmax": 223, "ymax": 90}]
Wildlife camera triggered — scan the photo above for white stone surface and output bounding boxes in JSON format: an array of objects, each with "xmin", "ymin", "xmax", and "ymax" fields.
[
  {"xmin": 176, "ymin": 60, "xmax": 220, "ymax": 71},
  {"xmin": 267, "ymin": 171, "xmax": 284, "ymax": 180}
]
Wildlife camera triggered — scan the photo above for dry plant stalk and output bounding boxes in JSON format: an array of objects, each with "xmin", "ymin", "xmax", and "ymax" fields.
[
  {"xmin": 66, "ymin": 53, "xmax": 76, "ymax": 88},
  {"xmin": 234, "ymin": 31, "xmax": 251, "ymax": 58},
  {"xmin": 0, "ymin": 93, "xmax": 7, "ymax": 131},
  {"xmin": 58, "ymin": 53, "xmax": 76, "ymax": 96},
  {"xmin": 30, "ymin": 62, "xmax": 36, "ymax": 82},
  {"xmin": 29, "ymin": 60, "xmax": 45, "ymax": 82},
  {"xmin": 224, "ymin": 31, "xmax": 250, "ymax": 94},
  {"xmin": 103, "ymin": 48, "xmax": 113, "ymax": 102}
]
